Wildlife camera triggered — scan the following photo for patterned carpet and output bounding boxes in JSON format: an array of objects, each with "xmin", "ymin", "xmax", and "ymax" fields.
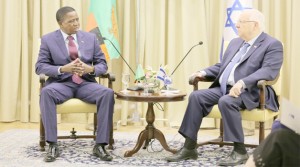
[{"xmin": 0, "ymin": 129, "xmax": 255, "ymax": 167}]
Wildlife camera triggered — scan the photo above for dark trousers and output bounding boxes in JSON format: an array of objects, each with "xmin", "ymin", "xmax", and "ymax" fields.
[{"xmin": 179, "ymin": 86, "xmax": 246, "ymax": 143}]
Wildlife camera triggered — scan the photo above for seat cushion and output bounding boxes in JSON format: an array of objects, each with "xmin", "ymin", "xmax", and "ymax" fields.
[
  {"xmin": 206, "ymin": 105, "xmax": 280, "ymax": 122},
  {"xmin": 57, "ymin": 99, "xmax": 96, "ymax": 114}
]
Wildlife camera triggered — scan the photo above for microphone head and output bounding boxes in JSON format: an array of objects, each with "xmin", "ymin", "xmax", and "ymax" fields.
[
  {"xmin": 102, "ymin": 37, "xmax": 107, "ymax": 40},
  {"xmin": 199, "ymin": 41, "xmax": 203, "ymax": 45}
]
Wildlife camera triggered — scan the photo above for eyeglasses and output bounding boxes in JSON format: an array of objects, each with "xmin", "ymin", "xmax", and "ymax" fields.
[{"xmin": 237, "ymin": 20, "xmax": 256, "ymax": 24}]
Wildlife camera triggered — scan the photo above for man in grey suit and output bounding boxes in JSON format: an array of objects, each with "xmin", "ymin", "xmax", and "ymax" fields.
[
  {"xmin": 166, "ymin": 9, "xmax": 283, "ymax": 166},
  {"xmin": 35, "ymin": 6, "xmax": 114, "ymax": 162}
]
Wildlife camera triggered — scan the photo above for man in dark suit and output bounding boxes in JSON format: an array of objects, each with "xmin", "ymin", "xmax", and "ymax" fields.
[
  {"xmin": 166, "ymin": 9, "xmax": 283, "ymax": 166},
  {"xmin": 35, "ymin": 6, "xmax": 114, "ymax": 162}
]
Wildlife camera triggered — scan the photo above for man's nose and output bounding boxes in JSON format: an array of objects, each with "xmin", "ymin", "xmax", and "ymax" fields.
[{"xmin": 73, "ymin": 20, "xmax": 79, "ymax": 26}]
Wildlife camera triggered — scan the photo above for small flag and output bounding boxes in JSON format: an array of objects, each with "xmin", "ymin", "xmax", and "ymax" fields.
[
  {"xmin": 157, "ymin": 66, "xmax": 167, "ymax": 81},
  {"xmin": 135, "ymin": 64, "xmax": 145, "ymax": 81},
  {"xmin": 163, "ymin": 76, "xmax": 172, "ymax": 85}
]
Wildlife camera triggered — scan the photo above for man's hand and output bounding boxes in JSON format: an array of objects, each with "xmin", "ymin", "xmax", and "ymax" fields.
[
  {"xmin": 60, "ymin": 59, "xmax": 83, "ymax": 74},
  {"xmin": 60, "ymin": 58, "xmax": 94, "ymax": 76},
  {"xmin": 77, "ymin": 59, "xmax": 94, "ymax": 75},
  {"xmin": 229, "ymin": 81, "xmax": 244, "ymax": 97},
  {"xmin": 190, "ymin": 71, "xmax": 204, "ymax": 79}
]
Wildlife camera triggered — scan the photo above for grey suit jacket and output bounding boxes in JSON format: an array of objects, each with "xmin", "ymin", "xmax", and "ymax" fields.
[
  {"xmin": 203, "ymin": 32, "xmax": 283, "ymax": 111},
  {"xmin": 35, "ymin": 30, "xmax": 107, "ymax": 85}
]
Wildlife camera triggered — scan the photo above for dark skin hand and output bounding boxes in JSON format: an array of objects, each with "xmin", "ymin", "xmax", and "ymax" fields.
[{"xmin": 60, "ymin": 58, "xmax": 94, "ymax": 76}]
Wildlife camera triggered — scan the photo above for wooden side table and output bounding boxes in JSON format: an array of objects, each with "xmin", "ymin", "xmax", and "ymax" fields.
[{"xmin": 115, "ymin": 91, "xmax": 186, "ymax": 157}]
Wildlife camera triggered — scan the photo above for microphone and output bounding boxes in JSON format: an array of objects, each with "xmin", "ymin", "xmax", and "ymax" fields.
[
  {"xmin": 170, "ymin": 41, "xmax": 203, "ymax": 76},
  {"xmin": 103, "ymin": 37, "xmax": 136, "ymax": 75}
]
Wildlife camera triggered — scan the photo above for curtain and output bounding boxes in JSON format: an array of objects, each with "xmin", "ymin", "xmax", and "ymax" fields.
[{"xmin": 0, "ymin": 0, "xmax": 299, "ymax": 128}]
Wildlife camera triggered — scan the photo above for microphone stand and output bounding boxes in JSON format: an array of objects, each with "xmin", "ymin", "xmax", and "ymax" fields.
[
  {"xmin": 103, "ymin": 37, "xmax": 136, "ymax": 75},
  {"xmin": 170, "ymin": 41, "xmax": 203, "ymax": 76},
  {"xmin": 162, "ymin": 41, "xmax": 203, "ymax": 90}
]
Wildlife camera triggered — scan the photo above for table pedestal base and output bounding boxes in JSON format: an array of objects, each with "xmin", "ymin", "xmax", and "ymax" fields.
[{"xmin": 124, "ymin": 102, "xmax": 177, "ymax": 157}]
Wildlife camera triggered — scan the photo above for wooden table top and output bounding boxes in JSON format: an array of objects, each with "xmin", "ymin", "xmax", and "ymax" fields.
[{"xmin": 115, "ymin": 90, "xmax": 186, "ymax": 103}]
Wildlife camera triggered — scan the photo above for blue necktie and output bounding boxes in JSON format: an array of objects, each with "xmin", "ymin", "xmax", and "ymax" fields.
[{"xmin": 220, "ymin": 43, "xmax": 250, "ymax": 95}]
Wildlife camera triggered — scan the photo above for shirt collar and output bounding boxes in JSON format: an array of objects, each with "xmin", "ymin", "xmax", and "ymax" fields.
[
  {"xmin": 246, "ymin": 32, "xmax": 262, "ymax": 46},
  {"xmin": 60, "ymin": 30, "xmax": 77, "ymax": 42}
]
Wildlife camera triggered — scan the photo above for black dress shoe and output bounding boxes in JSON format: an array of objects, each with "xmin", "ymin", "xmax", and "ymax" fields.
[
  {"xmin": 44, "ymin": 143, "xmax": 59, "ymax": 162},
  {"xmin": 217, "ymin": 150, "xmax": 249, "ymax": 166},
  {"xmin": 165, "ymin": 147, "xmax": 198, "ymax": 162},
  {"xmin": 93, "ymin": 144, "xmax": 113, "ymax": 161}
]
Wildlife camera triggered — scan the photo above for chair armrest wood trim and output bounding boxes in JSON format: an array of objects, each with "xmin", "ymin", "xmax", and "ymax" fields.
[
  {"xmin": 257, "ymin": 80, "xmax": 266, "ymax": 110},
  {"xmin": 99, "ymin": 73, "xmax": 116, "ymax": 89},
  {"xmin": 39, "ymin": 74, "xmax": 46, "ymax": 92},
  {"xmin": 189, "ymin": 75, "xmax": 213, "ymax": 91}
]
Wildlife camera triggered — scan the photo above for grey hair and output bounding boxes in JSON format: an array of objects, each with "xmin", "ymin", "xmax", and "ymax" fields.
[
  {"xmin": 243, "ymin": 8, "xmax": 265, "ymax": 32},
  {"xmin": 56, "ymin": 6, "xmax": 75, "ymax": 23}
]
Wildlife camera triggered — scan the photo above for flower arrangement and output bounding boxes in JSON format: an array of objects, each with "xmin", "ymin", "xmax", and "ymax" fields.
[
  {"xmin": 134, "ymin": 65, "xmax": 161, "ymax": 91},
  {"xmin": 134, "ymin": 64, "xmax": 176, "ymax": 93}
]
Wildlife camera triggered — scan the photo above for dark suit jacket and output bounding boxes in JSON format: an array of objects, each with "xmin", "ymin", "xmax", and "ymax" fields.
[
  {"xmin": 35, "ymin": 30, "xmax": 107, "ymax": 85},
  {"xmin": 203, "ymin": 32, "xmax": 283, "ymax": 111}
]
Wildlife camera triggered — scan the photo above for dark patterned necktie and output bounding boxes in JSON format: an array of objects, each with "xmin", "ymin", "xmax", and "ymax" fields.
[
  {"xmin": 220, "ymin": 43, "xmax": 250, "ymax": 95},
  {"xmin": 67, "ymin": 36, "xmax": 83, "ymax": 84}
]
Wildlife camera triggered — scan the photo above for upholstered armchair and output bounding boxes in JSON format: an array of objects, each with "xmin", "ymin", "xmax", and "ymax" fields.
[
  {"xmin": 189, "ymin": 75, "xmax": 280, "ymax": 147},
  {"xmin": 39, "ymin": 73, "xmax": 115, "ymax": 151}
]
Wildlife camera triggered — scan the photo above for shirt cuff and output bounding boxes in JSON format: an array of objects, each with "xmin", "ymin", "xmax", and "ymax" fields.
[
  {"xmin": 198, "ymin": 70, "xmax": 207, "ymax": 77},
  {"xmin": 58, "ymin": 66, "xmax": 63, "ymax": 75}
]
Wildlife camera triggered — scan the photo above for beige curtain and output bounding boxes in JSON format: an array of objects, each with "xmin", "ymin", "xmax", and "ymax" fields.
[{"xmin": 0, "ymin": 0, "xmax": 299, "ymax": 128}]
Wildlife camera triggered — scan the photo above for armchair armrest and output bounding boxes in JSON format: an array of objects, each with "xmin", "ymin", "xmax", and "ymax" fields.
[
  {"xmin": 99, "ymin": 73, "xmax": 116, "ymax": 89},
  {"xmin": 39, "ymin": 74, "xmax": 46, "ymax": 91},
  {"xmin": 257, "ymin": 74, "xmax": 280, "ymax": 110},
  {"xmin": 189, "ymin": 75, "xmax": 214, "ymax": 91}
]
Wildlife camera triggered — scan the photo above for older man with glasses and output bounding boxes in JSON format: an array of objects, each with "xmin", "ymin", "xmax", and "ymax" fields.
[{"xmin": 166, "ymin": 8, "xmax": 283, "ymax": 166}]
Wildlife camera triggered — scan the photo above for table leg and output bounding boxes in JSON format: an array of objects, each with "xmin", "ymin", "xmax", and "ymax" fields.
[
  {"xmin": 152, "ymin": 128, "xmax": 177, "ymax": 154},
  {"xmin": 124, "ymin": 129, "xmax": 148, "ymax": 157},
  {"xmin": 124, "ymin": 102, "xmax": 176, "ymax": 157}
]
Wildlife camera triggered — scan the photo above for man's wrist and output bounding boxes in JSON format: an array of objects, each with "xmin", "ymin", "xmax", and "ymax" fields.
[{"xmin": 237, "ymin": 80, "xmax": 246, "ymax": 89}]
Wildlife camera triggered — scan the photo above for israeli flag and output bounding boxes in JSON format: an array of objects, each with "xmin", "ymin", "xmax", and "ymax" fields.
[
  {"xmin": 220, "ymin": 0, "xmax": 253, "ymax": 60},
  {"xmin": 157, "ymin": 66, "xmax": 167, "ymax": 82}
]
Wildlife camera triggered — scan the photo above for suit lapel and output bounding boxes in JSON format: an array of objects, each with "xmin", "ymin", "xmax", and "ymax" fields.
[
  {"xmin": 55, "ymin": 30, "xmax": 71, "ymax": 61},
  {"xmin": 76, "ymin": 31, "xmax": 88, "ymax": 59},
  {"xmin": 240, "ymin": 32, "xmax": 266, "ymax": 63}
]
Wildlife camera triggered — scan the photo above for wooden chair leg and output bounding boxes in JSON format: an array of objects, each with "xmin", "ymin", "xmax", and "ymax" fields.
[
  {"xmin": 108, "ymin": 121, "xmax": 115, "ymax": 150},
  {"xmin": 39, "ymin": 117, "xmax": 46, "ymax": 151},
  {"xmin": 219, "ymin": 119, "xmax": 224, "ymax": 147},
  {"xmin": 93, "ymin": 113, "xmax": 97, "ymax": 137},
  {"xmin": 258, "ymin": 122, "xmax": 265, "ymax": 144}
]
